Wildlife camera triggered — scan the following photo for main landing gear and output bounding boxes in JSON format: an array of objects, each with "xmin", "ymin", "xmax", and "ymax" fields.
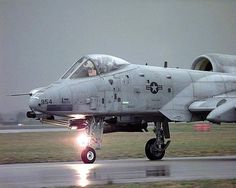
[
  {"xmin": 79, "ymin": 117, "xmax": 103, "ymax": 164},
  {"xmin": 145, "ymin": 120, "xmax": 171, "ymax": 160}
]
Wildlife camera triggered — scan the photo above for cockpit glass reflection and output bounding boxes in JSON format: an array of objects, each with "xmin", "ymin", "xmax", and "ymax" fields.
[
  {"xmin": 70, "ymin": 59, "xmax": 97, "ymax": 79},
  {"xmin": 93, "ymin": 56, "xmax": 128, "ymax": 75},
  {"xmin": 61, "ymin": 55, "xmax": 129, "ymax": 80},
  {"xmin": 61, "ymin": 57, "xmax": 85, "ymax": 79}
]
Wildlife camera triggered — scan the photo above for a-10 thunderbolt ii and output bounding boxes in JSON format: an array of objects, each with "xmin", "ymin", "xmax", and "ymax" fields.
[{"xmin": 23, "ymin": 53, "xmax": 236, "ymax": 163}]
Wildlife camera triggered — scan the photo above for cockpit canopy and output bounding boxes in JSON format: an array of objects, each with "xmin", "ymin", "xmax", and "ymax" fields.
[{"xmin": 61, "ymin": 54, "xmax": 129, "ymax": 79}]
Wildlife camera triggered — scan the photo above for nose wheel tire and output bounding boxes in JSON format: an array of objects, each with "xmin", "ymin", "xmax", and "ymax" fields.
[
  {"xmin": 81, "ymin": 147, "xmax": 96, "ymax": 164},
  {"xmin": 145, "ymin": 138, "xmax": 165, "ymax": 160}
]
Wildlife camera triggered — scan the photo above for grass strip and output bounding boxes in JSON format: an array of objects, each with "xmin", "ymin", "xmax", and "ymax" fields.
[
  {"xmin": 0, "ymin": 124, "xmax": 235, "ymax": 164},
  {"xmin": 56, "ymin": 179, "xmax": 236, "ymax": 188}
]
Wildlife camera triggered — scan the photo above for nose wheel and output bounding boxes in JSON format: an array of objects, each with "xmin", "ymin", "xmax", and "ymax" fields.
[{"xmin": 81, "ymin": 147, "xmax": 96, "ymax": 164}]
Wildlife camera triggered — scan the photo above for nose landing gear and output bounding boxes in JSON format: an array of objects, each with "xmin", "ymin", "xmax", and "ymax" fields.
[
  {"xmin": 81, "ymin": 146, "xmax": 96, "ymax": 164},
  {"xmin": 145, "ymin": 120, "xmax": 171, "ymax": 160},
  {"xmin": 78, "ymin": 117, "xmax": 103, "ymax": 164}
]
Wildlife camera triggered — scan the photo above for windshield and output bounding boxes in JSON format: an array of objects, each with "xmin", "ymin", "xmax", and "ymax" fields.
[
  {"xmin": 61, "ymin": 57, "xmax": 85, "ymax": 79},
  {"xmin": 70, "ymin": 58, "xmax": 97, "ymax": 79},
  {"xmin": 61, "ymin": 55, "xmax": 129, "ymax": 80}
]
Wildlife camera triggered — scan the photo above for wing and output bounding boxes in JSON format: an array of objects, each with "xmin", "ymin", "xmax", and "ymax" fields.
[{"xmin": 189, "ymin": 97, "xmax": 236, "ymax": 123}]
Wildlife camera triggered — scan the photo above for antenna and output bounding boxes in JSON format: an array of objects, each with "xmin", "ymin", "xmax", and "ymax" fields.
[{"xmin": 164, "ymin": 61, "xmax": 168, "ymax": 68}]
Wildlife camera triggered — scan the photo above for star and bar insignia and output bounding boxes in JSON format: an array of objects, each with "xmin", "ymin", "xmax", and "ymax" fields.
[{"xmin": 146, "ymin": 82, "xmax": 163, "ymax": 94}]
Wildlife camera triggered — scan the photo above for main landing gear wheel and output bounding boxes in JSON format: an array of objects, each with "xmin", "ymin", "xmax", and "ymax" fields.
[
  {"xmin": 81, "ymin": 147, "xmax": 96, "ymax": 164},
  {"xmin": 145, "ymin": 120, "xmax": 171, "ymax": 161},
  {"xmin": 145, "ymin": 138, "xmax": 165, "ymax": 160}
]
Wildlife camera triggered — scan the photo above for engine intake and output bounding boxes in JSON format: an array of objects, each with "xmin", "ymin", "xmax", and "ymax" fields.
[{"xmin": 192, "ymin": 53, "xmax": 236, "ymax": 74}]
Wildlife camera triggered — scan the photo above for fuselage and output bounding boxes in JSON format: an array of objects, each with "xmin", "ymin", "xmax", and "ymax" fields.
[{"xmin": 29, "ymin": 62, "xmax": 236, "ymax": 123}]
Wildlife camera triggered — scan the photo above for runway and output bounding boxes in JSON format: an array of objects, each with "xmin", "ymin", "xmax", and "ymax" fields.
[
  {"xmin": 0, "ymin": 125, "xmax": 67, "ymax": 133},
  {"xmin": 0, "ymin": 128, "xmax": 67, "ymax": 133},
  {"xmin": 0, "ymin": 156, "xmax": 235, "ymax": 188}
]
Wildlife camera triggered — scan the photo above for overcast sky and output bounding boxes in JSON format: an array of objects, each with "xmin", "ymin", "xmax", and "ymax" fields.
[{"xmin": 0, "ymin": 0, "xmax": 236, "ymax": 113}]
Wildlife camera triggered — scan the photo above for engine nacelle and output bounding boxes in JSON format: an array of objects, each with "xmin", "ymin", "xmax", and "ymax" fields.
[{"xmin": 191, "ymin": 53, "xmax": 236, "ymax": 74}]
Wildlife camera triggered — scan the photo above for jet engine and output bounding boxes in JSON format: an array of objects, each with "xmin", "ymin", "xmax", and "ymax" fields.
[{"xmin": 191, "ymin": 53, "xmax": 236, "ymax": 74}]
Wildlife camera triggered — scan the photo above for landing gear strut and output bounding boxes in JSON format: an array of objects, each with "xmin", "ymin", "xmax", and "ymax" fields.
[
  {"xmin": 145, "ymin": 120, "xmax": 171, "ymax": 160},
  {"xmin": 80, "ymin": 117, "xmax": 103, "ymax": 164}
]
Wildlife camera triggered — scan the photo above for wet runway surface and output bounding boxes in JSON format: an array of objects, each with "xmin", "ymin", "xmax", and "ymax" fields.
[
  {"xmin": 0, "ymin": 128, "xmax": 67, "ymax": 133},
  {"xmin": 0, "ymin": 156, "xmax": 236, "ymax": 188},
  {"xmin": 0, "ymin": 125, "xmax": 67, "ymax": 133}
]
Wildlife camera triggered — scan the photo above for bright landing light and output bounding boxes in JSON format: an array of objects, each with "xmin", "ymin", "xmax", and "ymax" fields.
[
  {"xmin": 70, "ymin": 114, "xmax": 86, "ymax": 119},
  {"xmin": 76, "ymin": 133, "xmax": 90, "ymax": 148}
]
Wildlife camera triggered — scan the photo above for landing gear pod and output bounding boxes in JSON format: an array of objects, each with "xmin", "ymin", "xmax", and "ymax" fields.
[{"xmin": 81, "ymin": 147, "xmax": 96, "ymax": 164}]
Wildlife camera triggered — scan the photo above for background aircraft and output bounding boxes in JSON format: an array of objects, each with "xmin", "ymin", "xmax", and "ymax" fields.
[{"xmin": 22, "ymin": 53, "xmax": 236, "ymax": 163}]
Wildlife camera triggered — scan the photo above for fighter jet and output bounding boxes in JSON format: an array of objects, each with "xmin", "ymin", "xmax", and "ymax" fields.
[{"xmin": 22, "ymin": 53, "xmax": 236, "ymax": 163}]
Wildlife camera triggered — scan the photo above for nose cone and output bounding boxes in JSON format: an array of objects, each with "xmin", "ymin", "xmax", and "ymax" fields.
[{"xmin": 29, "ymin": 96, "xmax": 40, "ymax": 111}]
